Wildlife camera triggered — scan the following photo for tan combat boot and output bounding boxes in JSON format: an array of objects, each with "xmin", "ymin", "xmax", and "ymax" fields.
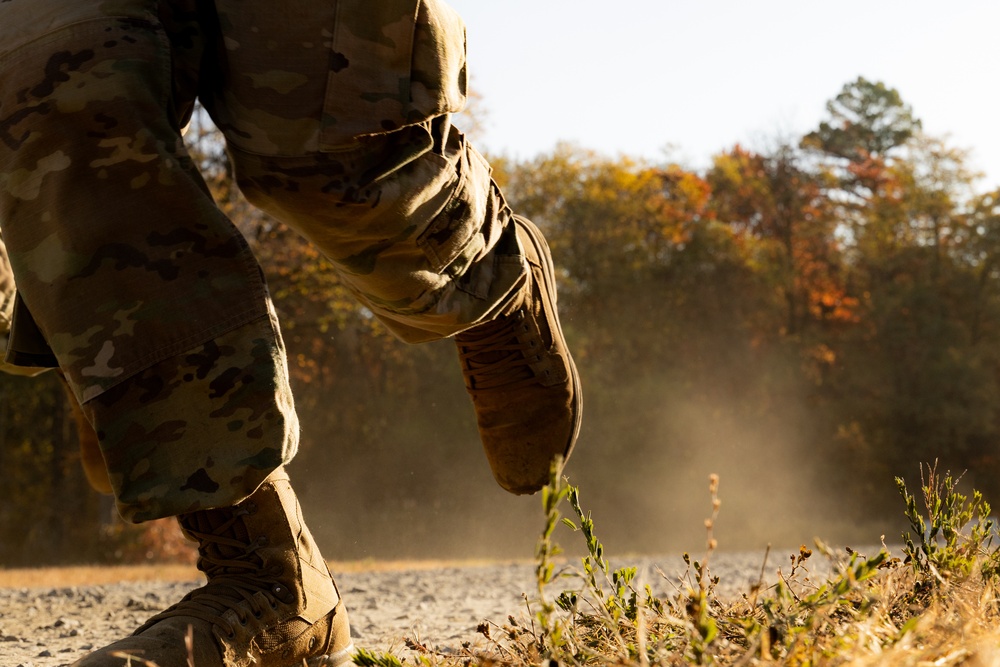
[
  {"xmin": 72, "ymin": 469, "xmax": 354, "ymax": 667},
  {"xmin": 456, "ymin": 216, "xmax": 582, "ymax": 494}
]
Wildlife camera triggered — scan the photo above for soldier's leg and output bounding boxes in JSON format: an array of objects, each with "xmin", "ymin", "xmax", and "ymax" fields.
[
  {"xmin": 0, "ymin": 3, "xmax": 352, "ymax": 666},
  {"xmin": 0, "ymin": 232, "xmax": 109, "ymax": 491},
  {"xmin": 0, "ymin": 1, "xmax": 293, "ymax": 521},
  {"xmin": 204, "ymin": 0, "xmax": 582, "ymax": 493}
]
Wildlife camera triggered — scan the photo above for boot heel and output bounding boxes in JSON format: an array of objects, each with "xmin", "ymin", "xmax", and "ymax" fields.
[{"xmin": 306, "ymin": 641, "xmax": 357, "ymax": 666}]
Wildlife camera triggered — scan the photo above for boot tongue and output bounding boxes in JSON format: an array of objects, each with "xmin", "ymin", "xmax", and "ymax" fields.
[{"xmin": 181, "ymin": 506, "xmax": 254, "ymax": 569}]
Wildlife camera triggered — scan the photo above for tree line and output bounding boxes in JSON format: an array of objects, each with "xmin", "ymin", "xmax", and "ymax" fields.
[{"xmin": 3, "ymin": 77, "xmax": 999, "ymax": 566}]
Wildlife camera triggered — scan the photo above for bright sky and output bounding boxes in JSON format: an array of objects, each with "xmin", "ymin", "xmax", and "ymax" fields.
[{"xmin": 448, "ymin": 0, "xmax": 1000, "ymax": 189}]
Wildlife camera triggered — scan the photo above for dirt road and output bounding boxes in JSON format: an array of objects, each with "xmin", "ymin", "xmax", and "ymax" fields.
[{"xmin": 0, "ymin": 553, "xmax": 774, "ymax": 666}]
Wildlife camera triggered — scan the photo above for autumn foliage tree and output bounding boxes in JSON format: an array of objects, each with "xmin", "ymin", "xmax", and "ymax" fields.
[{"xmin": 4, "ymin": 78, "xmax": 1000, "ymax": 564}]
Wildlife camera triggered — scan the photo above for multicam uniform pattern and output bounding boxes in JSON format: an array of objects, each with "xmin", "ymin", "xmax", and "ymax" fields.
[{"xmin": 0, "ymin": 0, "xmax": 526, "ymax": 522}]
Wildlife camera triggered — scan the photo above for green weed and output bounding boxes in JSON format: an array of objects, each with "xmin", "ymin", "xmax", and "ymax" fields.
[
  {"xmin": 390, "ymin": 459, "xmax": 1000, "ymax": 665},
  {"xmin": 897, "ymin": 461, "xmax": 1000, "ymax": 583}
]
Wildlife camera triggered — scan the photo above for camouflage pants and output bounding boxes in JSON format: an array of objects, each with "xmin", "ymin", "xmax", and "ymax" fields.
[{"xmin": 0, "ymin": 0, "xmax": 526, "ymax": 522}]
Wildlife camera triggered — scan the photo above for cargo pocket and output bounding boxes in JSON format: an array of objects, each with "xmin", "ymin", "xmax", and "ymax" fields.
[{"xmin": 320, "ymin": 0, "xmax": 467, "ymax": 149}]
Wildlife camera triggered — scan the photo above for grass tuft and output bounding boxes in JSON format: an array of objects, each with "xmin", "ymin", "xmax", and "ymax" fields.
[{"xmin": 364, "ymin": 458, "xmax": 1000, "ymax": 666}]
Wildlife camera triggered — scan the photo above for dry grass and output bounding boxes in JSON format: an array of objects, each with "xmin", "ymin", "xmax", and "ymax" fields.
[
  {"xmin": 354, "ymin": 463, "xmax": 1000, "ymax": 667},
  {"xmin": 0, "ymin": 564, "xmax": 201, "ymax": 587},
  {"xmin": 0, "ymin": 557, "xmax": 530, "ymax": 588}
]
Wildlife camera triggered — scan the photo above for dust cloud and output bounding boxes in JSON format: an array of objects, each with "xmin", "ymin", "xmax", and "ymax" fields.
[{"xmin": 293, "ymin": 370, "xmax": 904, "ymax": 566}]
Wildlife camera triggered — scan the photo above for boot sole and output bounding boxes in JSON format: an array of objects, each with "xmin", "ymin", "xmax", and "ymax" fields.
[
  {"xmin": 306, "ymin": 641, "xmax": 356, "ymax": 666},
  {"xmin": 514, "ymin": 215, "xmax": 583, "ymax": 464}
]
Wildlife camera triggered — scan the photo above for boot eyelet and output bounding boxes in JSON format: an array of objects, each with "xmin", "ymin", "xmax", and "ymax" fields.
[{"xmin": 308, "ymin": 637, "xmax": 318, "ymax": 651}]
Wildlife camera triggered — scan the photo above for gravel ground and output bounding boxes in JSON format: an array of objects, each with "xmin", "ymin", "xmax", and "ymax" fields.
[{"xmin": 0, "ymin": 552, "xmax": 787, "ymax": 667}]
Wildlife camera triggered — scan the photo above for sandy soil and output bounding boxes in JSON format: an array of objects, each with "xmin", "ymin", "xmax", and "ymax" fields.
[{"xmin": 0, "ymin": 553, "xmax": 775, "ymax": 667}]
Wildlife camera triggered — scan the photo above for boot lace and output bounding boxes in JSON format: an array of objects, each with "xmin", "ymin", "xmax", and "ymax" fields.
[
  {"xmin": 457, "ymin": 310, "xmax": 541, "ymax": 393},
  {"xmin": 135, "ymin": 504, "xmax": 287, "ymax": 639}
]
